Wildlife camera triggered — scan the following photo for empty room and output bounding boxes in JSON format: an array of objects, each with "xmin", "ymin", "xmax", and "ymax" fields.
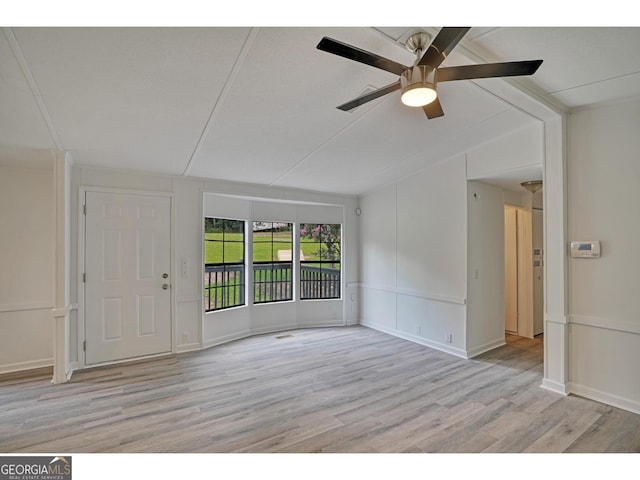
[{"xmin": 2, "ymin": 10, "xmax": 640, "ymax": 474}]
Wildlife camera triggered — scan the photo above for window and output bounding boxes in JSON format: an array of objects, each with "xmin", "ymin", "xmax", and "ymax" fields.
[
  {"xmin": 299, "ymin": 224, "xmax": 341, "ymax": 299},
  {"xmin": 204, "ymin": 218, "xmax": 245, "ymax": 311},
  {"xmin": 253, "ymin": 222, "xmax": 293, "ymax": 304}
]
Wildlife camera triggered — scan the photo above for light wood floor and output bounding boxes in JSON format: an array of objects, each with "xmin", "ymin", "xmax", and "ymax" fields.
[{"xmin": 1, "ymin": 326, "xmax": 639, "ymax": 453}]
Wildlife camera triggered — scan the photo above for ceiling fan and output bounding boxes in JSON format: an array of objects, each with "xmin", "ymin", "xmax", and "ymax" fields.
[{"xmin": 317, "ymin": 27, "xmax": 543, "ymax": 119}]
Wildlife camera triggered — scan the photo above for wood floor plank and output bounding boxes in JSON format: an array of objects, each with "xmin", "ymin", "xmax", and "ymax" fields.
[{"xmin": 1, "ymin": 326, "xmax": 639, "ymax": 453}]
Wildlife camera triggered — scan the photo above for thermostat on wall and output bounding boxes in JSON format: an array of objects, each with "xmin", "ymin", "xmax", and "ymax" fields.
[{"xmin": 570, "ymin": 241, "xmax": 601, "ymax": 258}]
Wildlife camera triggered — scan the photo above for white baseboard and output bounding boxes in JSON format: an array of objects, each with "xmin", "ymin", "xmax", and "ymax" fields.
[
  {"xmin": 568, "ymin": 382, "xmax": 640, "ymax": 416},
  {"xmin": 297, "ymin": 320, "xmax": 344, "ymax": 329},
  {"xmin": 362, "ymin": 321, "xmax": 468, "ymax": 358},
  {"xmin": 540, "ymin": 378, "xmax": 569, "ymax": 395},
  {"xmin": 0, "ymin": 358, "xmax": 53, "ymax": 375},
  {"xmin": 202, "ymin": 330, "xmax": 252, "ymax": 350},
  {"xmin": 466, "ymin": 338, "xmax": 506, "ymax": 358},
  {"xmin": 176, "ymin": 342, "xmax": 202, "ymax": 354},
  {"xmin": 65, "ymin": 361, "xmax": 78, "ymax": 382},
  {"xmin": 202, "ymin": 324, "xmax": 353, "ymax": 351},
  {"xmin": 250, "ymin": 324, "xmax": 299, "ymax": 336}
]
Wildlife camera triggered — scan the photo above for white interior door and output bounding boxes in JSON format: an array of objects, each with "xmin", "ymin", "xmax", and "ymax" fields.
[{"xmin": 84, "ymin": 191, "xmax": 172, "ymax": 365}]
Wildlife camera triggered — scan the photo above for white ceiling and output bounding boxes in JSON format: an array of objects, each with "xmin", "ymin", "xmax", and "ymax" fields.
[{"xmin": 2, "ymin": 26, "xmax": 640, "ymax": 195}]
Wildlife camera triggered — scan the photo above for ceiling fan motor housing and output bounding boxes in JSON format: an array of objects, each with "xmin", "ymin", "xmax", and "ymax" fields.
[{"xmin": 400, "ymin": 65, "xmax": 438, "ymax": 106}]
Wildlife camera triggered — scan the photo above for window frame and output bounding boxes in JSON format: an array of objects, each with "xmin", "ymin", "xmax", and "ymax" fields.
[
  {"xmin": 299, "ymin": 223, "xmax": 342, "ymax": 300},
  {"xmin": 204, "ymin": 217, "xmax": 246, "ymax": 312},
  {"xmin": 252, "ymin": 221, "xmax": 294, "ymax": 305}
]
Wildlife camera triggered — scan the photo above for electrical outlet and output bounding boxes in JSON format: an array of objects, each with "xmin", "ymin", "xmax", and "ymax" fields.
[
  {"xmin": 446, "ymin": 333, "xmax": 452, "ymax": 343},
  {"xmin": 182, "ymin": 331, "xmax": 189, "ymax": 342}
]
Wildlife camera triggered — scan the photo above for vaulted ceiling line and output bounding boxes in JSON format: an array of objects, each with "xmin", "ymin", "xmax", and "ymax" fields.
[
  {"xmin": 267, "ymin": 92, "xmax": 393, "ymax": 188},
  {"xmin": 548, "ymin": 70, "xmax": 640, "ymax": 95},
  {"xmin": 3, "ymin": 27, "xmax": 63, "ymax": 150},
  {"xmin": 181, "ymin": 27, "xmax": 259, "ymax": 177}
]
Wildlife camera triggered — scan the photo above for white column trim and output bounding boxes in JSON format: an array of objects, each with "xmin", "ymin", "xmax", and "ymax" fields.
[
  {"xmin": 51, "ymin": 152, "xmax": 70, "ymax": 384},
  {"xmin": 541, "ymin": 114, "xmax": 569, "ymax": 392}
]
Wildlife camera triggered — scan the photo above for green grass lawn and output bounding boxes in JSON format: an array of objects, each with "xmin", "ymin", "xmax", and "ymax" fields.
[
  {"xmin": 204, "ymin": 231, "xmax": 340, "ymax": 310},
  {"xmin": 204, "ymin": 232, "xmax": 323, "ymax": 264}
]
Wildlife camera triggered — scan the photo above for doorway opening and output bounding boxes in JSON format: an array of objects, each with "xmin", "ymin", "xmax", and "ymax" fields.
[{"xmin": 503, "ymin": 198, "xmax": 543, "ymax": 340}]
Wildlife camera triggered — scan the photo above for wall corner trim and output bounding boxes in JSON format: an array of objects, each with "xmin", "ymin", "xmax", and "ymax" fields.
[{"xmin": 540, "ymin": 378, "xmax": 569, "ymax": 395}]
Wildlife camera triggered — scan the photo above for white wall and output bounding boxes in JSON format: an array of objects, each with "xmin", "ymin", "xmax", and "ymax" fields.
[
  {"xmin": 0, "ymin": 162, "xmax": 55, "ymax": 373},
  {"xmin": 466, "ymin": 181, "xmax": 506, "ymax": 356},
  {"xmin": 466, "ymin": 123, "xmax": 544, "ymax": 181},
  {"xmin": 359, "ymin": 123, "xmax": 545, "ymax": 359},
  {"xmin": 360, "ymin": 155, "xmax": 468, "ymax": 357},
  {"xmin": 68, "ymin": 165, "xmax": 358, "ymax": 370},
  {"xmin": 567, "ymin": 99, "xmax": 640, "ymax": 413}
]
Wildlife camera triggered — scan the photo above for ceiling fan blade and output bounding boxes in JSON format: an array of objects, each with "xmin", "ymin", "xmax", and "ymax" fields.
[
  {"xmin": 317, "ymin": 37, "xmax": 408, "ymax": 76},
  {"xmin": 437, "ymin": 60, "xmax": 543, "ymax": 82},
  {"xmin": 337, "ymin": 82, "xmax": 401, "ymax": 112},
  {"xmin": 419, "ymin": 27, "xmax": 470, "ymax": 68},
  {"xmin": 423, "ymin": 97, "xmax": 444, "ymax": 119}
]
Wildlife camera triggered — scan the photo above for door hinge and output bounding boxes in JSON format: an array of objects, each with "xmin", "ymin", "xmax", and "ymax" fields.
[
  {"xmin": 83, "ymin": 273, "xmax": 86, "ymax": 283},
  {"xmin": 83, "ymin": 204, "xmax": 86, "ymax": 215},
  {"xmin": 83, "ymin": 341, "xmax": 86, "ymax": 352}
]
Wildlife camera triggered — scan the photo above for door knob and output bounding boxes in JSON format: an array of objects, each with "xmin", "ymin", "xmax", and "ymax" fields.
[
  {"xmin": 162, "ymin": 273, "xmax": 169, "ymax": 278},
  {"xmin": 162, "ymin": 284, "xmax": 169, "ymax": 290}
]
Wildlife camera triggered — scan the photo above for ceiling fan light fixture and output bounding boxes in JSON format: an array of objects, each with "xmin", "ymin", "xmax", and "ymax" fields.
[{"xmin": 400, "ymin": 65, "xmax": 437, "ymax": 107}]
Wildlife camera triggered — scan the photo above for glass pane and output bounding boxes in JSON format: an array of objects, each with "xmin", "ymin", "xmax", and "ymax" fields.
[
  {"xmin": 301, "ymin": 262, "xmax": 322, "ymax": 269},
  {"xmin": 299, "ymin": 223, "xmax": 318, "ymax": 243},
  {"xmin": 224, "ymin": 219, "xmax": 244, "ymax": 239},
  {"xmin": 302, "ymin": 246, "xmax": 321, "ymax": 261},
  {"xmin": 273, "ymin": 222, "xmax": 292, "ymax": 233},
  {"xmin": 320, "ymin": 224, "xmax": 341, "ymax": 244},
  {"xmin": 273, "ymin": 242, "xmax": 293, "ymax": 262},
  {"xmin": 253, "ymin": 236, "xmax": 272, "ymax": 262},
  {"xmin": 274, "ymin": 224, "xmax": 292, "ymax": 241},
  {"xmin": 320, "ymin": 242, "xmax": 341, "ymax": 262},
  {"xmin": 223, "ymin": 240, "xmax": 244, "ymax": 263},
  {"xmin": 211, "ymin": 218, "xmax": 225, "ymax": 232},
  {"xmin": 205, "ymin": 240, "xmax": 223, "ymax": 264},
  {"xmin": 224, "ymin": 265, "xmax": 244, "ymax": 287},
  {"xmin": 252, "ymin": 222, "xmax": 272, "ymax": 241}
]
